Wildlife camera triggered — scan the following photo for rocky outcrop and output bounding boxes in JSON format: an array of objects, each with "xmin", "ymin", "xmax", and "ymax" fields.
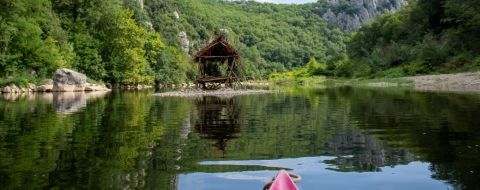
[
  {"xmin": 118, "ymin": 84, "xmax": 153, "ymax": 90},
  {"xmin": 173, "ymin": 11, "xmax": 180, "ymax": 20},
  {"xmin": 2, "ymin": 85, "xmax": 20, "ymax": 93},
  {"xmin": 178, "ymin": 31, "xmax": 190, "ymax": 53},
  {"xmin": 137, "ymin": 0, "xmax": 144, "ymax": 10},
  {"xmin": 35, "ymin": 85, "xmax": 53, "ymax": 92},
  {"xmin": 84, "ymin": 83, "xmax": 110, "ymax": 91},
  {"xmin": 52, "ymin": 68, "xmax": 87, "ymax": 92},
  {"xmin": 1, "ymin": 69, "xmax": 111, "ymax": 93},
  {"xmin": 35, "ymin": 80, "xmax": 53, "ymax": 92},
  {"xmin": 315, "ymin": 0, "xmax": 408, "ymax": 31},
  {"xmin": 2, "ymin": 84, "xmax": 38, "ymax": 93}
]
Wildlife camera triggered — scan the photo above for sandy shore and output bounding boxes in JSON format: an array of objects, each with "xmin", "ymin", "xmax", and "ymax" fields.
[
  {"xmin": 404, "ymin": 72, "xmax": 480, "ymax": 92},
  {"xmin": 153, "ymin": 88, "xmax": 275, "ymax": 98},
  {"xmin": 366, "ymin": 72, "xmax": 480, "ymax": 93}
]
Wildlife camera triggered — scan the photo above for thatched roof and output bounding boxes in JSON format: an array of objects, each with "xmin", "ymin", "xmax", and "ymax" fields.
[{"xmin": 193, "ymin": 35, "xmax": 240, "ymax": 64}]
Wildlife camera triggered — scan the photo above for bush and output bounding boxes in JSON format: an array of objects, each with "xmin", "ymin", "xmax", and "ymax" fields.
[
  {"xmin": 414, "ymin": 34, "xmax": 449, "ymax": 68},
  {"xmin": 333, "ymin": 59, "xmax": 354, "ymax": 77},
  {"xmin": 445, "ymin": 54, "xmax": 473, "ymax": 69},
  {"xmin": 401, "ymin": 61, "xmax": 431, "ymax": 75},
  {"xmin": 0, "ymin": 72, "xmax": 42, "ymax": 88}
]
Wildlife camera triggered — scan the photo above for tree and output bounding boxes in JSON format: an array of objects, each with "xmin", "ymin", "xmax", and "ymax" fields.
[{"xmin": 104, "ymin": 10, "xmax": 153, "ymax": 85}]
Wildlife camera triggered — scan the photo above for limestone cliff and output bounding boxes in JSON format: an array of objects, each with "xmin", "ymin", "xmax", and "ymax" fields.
[{"xmin": 314, "ymin": 0, "xmax": 408, "ymax": 31}]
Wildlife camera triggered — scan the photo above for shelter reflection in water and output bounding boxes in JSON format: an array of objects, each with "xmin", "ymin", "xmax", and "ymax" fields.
[{"xmin": 194, "ymin": 96, "xmax": 243, "ymax": 152}]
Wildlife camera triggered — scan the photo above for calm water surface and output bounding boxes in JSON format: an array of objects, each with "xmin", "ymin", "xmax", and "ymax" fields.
[{"xmin": 1, "ymin": 87, "xmax": 480, "ymax": 190}]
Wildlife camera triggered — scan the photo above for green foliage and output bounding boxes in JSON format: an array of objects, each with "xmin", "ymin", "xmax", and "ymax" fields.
[
  {"xmin": 306, "ymin": 58, "xmax": 325, "ymax": 75},
  {"xmin": 145, "ymin": 0, "xmax": 349, "ymax": 79},
  {"xmin": 71, "ymin": 33, "xmax": 105, "ymax": 81},
  {"xmin": 347, "ymin": 0, "xmax": 480, "ymax": 77},
  {"xmin": 104, "ymin": 10, "xmax": 154, "ymax": 85},
  {"xmin": 151, "ymin": 46, "xmax": 194, "ymax": 84},
  {"xmin": 0, "ymin": 0, "xmax": 67, "ymax": 79},
  {"xmin": 1, "ymin": 0, "xmax": 194, "ymax": 86}
]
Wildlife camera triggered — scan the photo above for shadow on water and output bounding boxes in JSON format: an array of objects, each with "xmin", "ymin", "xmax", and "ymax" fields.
[{"xmin": 0, "ymin": 87, "xmax": 480, "ymax": 189}]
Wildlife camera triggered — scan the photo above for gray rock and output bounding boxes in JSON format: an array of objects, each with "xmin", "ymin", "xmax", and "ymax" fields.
[
  {"xmin": 321, "ymin": 0, "xmax": 408, "ymax": 31},
  {"xmin": 137, "ymin": 0, "xmax": 144, "ymax": 10},
  {"xmin": 322, "ymin": 9, "xmax": 337, "ymax": 26},
  {"xmin": 35, "ymin": 84, "xmax": 53, "ymax": 92},
  {"xmin": 358, "ymin": 7, "xmax": 370, "ymax": 23},
  {"xmin": 178, "ymin": 31, "xmax": 190, "ymax": 53},
  {"xmin": 28, "ymin": 83, "xmax": 36, "ymax": 91},
  {"xmin": 2, "ymin": 85, "xmax": 13, "ymax": 93},
  {"xmin": 2, "ymin": 85, "xmax": 21, "ymax": 93},
  {"xmin": 84, "ymin": 83, "xmax": 110, "ymax": 91},
  {"xmin": 52, "ymin": 68, "xmax": 87, "ymax": 92},
  {"xmin": 145, "ymin": 21, "xmax": 153, "ymax": 29},
  {"xmin": 19, "ymin": 87, "xmax": 28, "ymax": 93},
  {"xmin": 173, "ymin": 11, "xmax": 180, "ymax": 20},
  {"xmin": 351, "ymin": 0, "xmax": 364, "ymax": 7}
]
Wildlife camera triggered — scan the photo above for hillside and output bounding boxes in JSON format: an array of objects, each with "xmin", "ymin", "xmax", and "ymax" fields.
[
  {"xmin": 314, "ymin": 0, "xmax": 408, "ymax": 31},
  {"xmin": 0, "ymin": 0, "xmax": 193, "ymax": 86},
  {"xmin": 143, "ymin": 0, "xmax": 348, "ymax": 79},
  {"xmin": 346, "ymin": 0, "xmax": 480, "ymax": 77},
  {"xmin": 0, "ymin": 0, "xmax": 413, "ymax": 87}
]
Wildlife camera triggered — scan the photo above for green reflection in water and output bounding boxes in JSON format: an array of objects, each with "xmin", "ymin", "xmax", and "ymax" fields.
[{"xmin": 0, "ymin": 87, "xmax": 479, "ymax": 189}]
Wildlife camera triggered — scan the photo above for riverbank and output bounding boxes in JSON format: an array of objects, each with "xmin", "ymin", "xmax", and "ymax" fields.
[
  {"xmin": 267, "ymin": 72, "xmax": 480, "ymax": 93},
  {"xmin": 355, "ymin": 72, "xmax": 480, "ymax": 93}
]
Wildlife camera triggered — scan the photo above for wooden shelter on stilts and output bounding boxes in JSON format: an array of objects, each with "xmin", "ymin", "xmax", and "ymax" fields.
[{"xmin": 193, "ymin": 35, "xmax": 240, "ymax": 89}]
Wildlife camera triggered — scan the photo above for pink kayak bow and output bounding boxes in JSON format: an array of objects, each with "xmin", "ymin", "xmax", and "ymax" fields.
[{"xmin": 267, "ymin": 170, "xmax": 300, "ymax": 190}]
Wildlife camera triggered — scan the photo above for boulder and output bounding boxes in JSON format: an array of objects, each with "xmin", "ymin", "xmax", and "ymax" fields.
[
  {"xmin": 28, "ymin": 83, "xmax": 36, "ymax": 92},
  {"xmin": 2, "ymin": 85, "xmax": 12, "ymax": 93},
  {"xmin": 178, "ymin": 31, "xmax": 190, "ymax": 53},
  {"xmin": 35, "ymin": 84, "xmax": 53, "ymax": 92},
  {"xmin": 2, "ymin": 85, "xmax": 21, "ymax": 93},
  {"xmin": 52, "ymin": 68, "xmax": 87, "ymax": 92},
  {"xmin": 173, "ymin": 11, "xmax": 180, "ymax": 20},
  {"xmin": 19, "ymin": 87, "xmax": 28, "ymax": 93},
  {"xmin": 84, "ymin": 83, "xmax": 110, "ymax": 91},
  {"xmin": 2, "ymin": 86, "xmax": 10, "ymax": 93}
]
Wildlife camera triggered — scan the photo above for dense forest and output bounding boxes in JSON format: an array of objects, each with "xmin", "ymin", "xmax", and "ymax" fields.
[
  {"xmin": 344, "ymin": 0, "xmax": 480, "ymax": 77},
  {"xmin": 1, "ymin": 0, "xmax": 479, "ymax": 86},
  {"xmin": 0, "ymin": 0, "xmax": 193, "ymax": 87},
  {"xmin": 270, "ymin": 0, "xmax": 480, "ymax": 80},
  {"xmin": 145, "ymin": 0, "xmax": 349, "ymax": 79},
  {"xmin": 0, "ymin": 0, "xmax": 352, "ymax": 86}
]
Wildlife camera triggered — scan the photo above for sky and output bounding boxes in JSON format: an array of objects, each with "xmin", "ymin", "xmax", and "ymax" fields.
[{"xmin": 253, "ymin": 0, "xmax": 317, "ymax": 4}]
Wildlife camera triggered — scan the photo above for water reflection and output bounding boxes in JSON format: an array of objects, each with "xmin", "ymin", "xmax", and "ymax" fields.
[
  {"xmin": 53, "ymin": 91, "xmax": 109, "ymax": 114},
  {"xmin": 1, "ymin": 91, "xmax": 109, "ymax": 114},
  {"xmin": 194, "ymin": 97, "xmax": 243, "ymax": 153},
  {"xmin": 325, "ymin": 130, "xmax": 413, "ymax": 172},
  {"xmin": 0, "ymin": 88, "xmax": 480, "ymax": 189}
]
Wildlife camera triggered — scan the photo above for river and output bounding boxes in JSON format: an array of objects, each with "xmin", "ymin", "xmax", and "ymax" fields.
[{"xmin": 1, "ymin": 87, "xmax": 479, "ymax": 189}]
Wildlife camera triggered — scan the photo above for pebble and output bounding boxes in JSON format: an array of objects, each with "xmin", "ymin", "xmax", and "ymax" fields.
[{"xmin": 153, "ymin": 88, "xmax": 274, "ymax": 97}]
